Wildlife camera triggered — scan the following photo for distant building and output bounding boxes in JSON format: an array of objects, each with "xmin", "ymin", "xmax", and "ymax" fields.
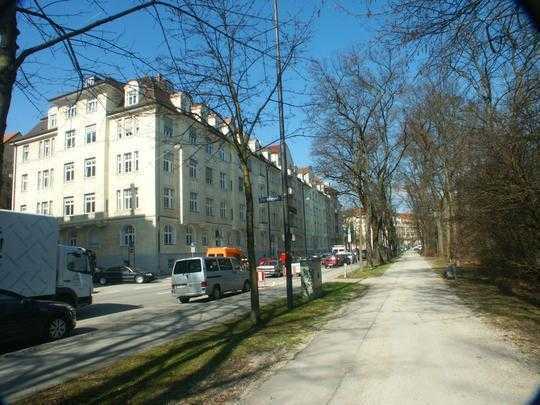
[
  {"xmin": 11, "ymin": 75, "xmax": 339, "ymax": 272},
  {"xmin": 342, "ymin": 207, "xmax": 368, "ymax": 251},
  {"xmin": 394, "ymin": 212, "xmax": 419, "ymax": 247},
  {"xmin": 2, "ymin": 132, "xmax": 20, "ymax": 209}
]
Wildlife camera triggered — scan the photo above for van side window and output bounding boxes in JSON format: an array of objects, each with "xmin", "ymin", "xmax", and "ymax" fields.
[
  {"xmin": 205, "ymin": 258, "xmax": 220, "ymax": 272},
  {"xmin": 66, "ymin": 252, "xmax": 89, "ymax": 273},
  {"xmin": 217, "ymin": 258, "xmax": 233, "ymax": 271},
  {"xmin": 230, "ymin": 258, "xmax": 241, "ymax": 270},
  {"xmin": 173, "ymin": 259, "xmax": 201, "ymax": 274}
]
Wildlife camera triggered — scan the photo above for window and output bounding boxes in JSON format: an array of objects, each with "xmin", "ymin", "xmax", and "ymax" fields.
[
  {"xmin": 116, "ymin": 154, "xmax": 122, "ymax": 174},
  {"xmin": 125, "ymin": 117, "xmax": 133, "ymax": 137},
  {"xmin": 189, "ymin": 129, "xmax": 197, "ymax": 145},
  {"xmin": 134, "ymin": 151, "xmax": 139, "ymax": 171},
  {"xmin": 22, "ymin": 145, "xmax": 29, "ymax": 162},
  {"xmin": 48, "ymin": 114, "xmax": 57, "ymax": 129},
  {"xmin": 64, "ymin": 197, "xmax": 74, "ymax": 216},
  {"xmin": 124, "ymin": 152, "xmax": 132, "ymax": 173},
  {"xmin": 238, "ymin": 177, "xmax": 244, "ymax": 192},
  {"xmin": 117, "ymin": 116, "xmax": 138, "ymax": 139},
  {"xmin": 38, "ymin": 201, "xmax": 52, "ymax": 216},
  {"xmin": 163, "ymin": 152, "xmax": 173, "ymax": 173},
  {"xmin": 240, "ymin": 204, "xmax": 245, "ymax": 221},
  {"xmin": 123, "ymin": 188, "xmax": 139, "ymax": 210},
  {"xmin": 215, "ymin": 229, "xmax": 223, "ymax": 247},
  {"xmin": 163, "ymin": 224, "xmax": 176, "ymax": 245},
  {"xmin": 64, "ymin": 162, "xmax": 74, "ymax": 182},
  {"xmin": 84, "ymin": 193, "xmax": 95, "ymax": 213},
  {"xmin": 163, "ymin": 118, "xmax": 173, "ymax": 138},
  {"xmin": 21, "ymin": 174, "xmax": 28, "ymax": 192},
  {"xmin": 219, "ymin": 147, "xmax": 225, "ymax": 161},
  {"xmin": 201, "ymin": 232, "xmax": 208, "ymax": 246},
  {"xmin": 65, "ymin": 130, "xmax": 75, "ymax": 149},
  {"xmin": 42, "ymin": 169, "xmax": 50, "ymax": 188},
  {"xmin": 121, "ymin": 225, "xmax": 135, "ymax": 246},
  {"xmin": 69, "ymin": 231, "xmax": 77, "ymax": 246},
  {"xmin": 65, "ymin": 105, "xmax": 77, "ymax": 118},
  {"xmin": 189, "ymin": 192, "xmax": 198, "ymax": 213},
  {"xmin": 37, "ymin": 171, "xmax": 42, "ymax": 189},
  {"xmin": 43, "ymin": 139, "xmax": 51, "ymax": 157},
  {"xmin": 116, "ymin": 190, "xmax": 121, "ymax": 210},
  {"xmin": 85, "ymin": 158, "xmax": 96, "ymax": 177},
  {"xmin": 220, "ymin": 172, "xmax": 226, "ymax": 190},
  {"xmin": 220, "ymin": 201, "xmax": 226, "ymax": 219},
  {"xmin": 126, "ymin": 89, "xmax": 138, "ymax": 106},
  {"xmin": 189, "ymin": 158, "xmax": 197, "ymax": 178},
  {"xmin": 185, "ymin": 226, "xmax": 193, "ymax": 245},
  {"xmin": 205, "ymin": 167, "xmax": 213, "ymax": 185},
  {"xmin": 86, "ymin": 99, "xmax": 97, "ymax": 113},
  {"xmin": 20, "ymin": 205, "xmax": 27, "ymax": 212},
  {"xmin": 230, "ymin": 208, "xmax": 234, "ymax": 220},
  {"xmin": 85, "ymin": 125, "xmax": 96, "ymax": 143},
  {"xmin": 163, "ymin": 188, "xmax": 174, "ymax": 209},
  {"xmin": 205, "ymin": 137, "xmax": 213, "ymax": 154},
  {"xmin": 205, "ymin": 198, "xmax": 214, "ymax": 217}
]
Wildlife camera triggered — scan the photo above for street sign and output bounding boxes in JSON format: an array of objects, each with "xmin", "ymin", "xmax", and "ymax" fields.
[{"xmin": 259, "ymin": 195, "xmax": 282, "ymax": 204}]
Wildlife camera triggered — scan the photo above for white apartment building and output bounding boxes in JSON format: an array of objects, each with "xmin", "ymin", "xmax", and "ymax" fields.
[{"xmin": 11, "ymin": 75, "xmax": 339, "ymax": 273}]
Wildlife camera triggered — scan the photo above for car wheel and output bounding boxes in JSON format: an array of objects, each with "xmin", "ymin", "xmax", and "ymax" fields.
[
  {"xmin": 135, "ymin": 275, "xmax": 144, "ymax": 284},
  {"xmin": 212, "ymin": 285, "xmax": 222, "ymax": 300},
  {"xmin": 46, "ymin": 317, "xmax": 69, "ymax": 340},
  {"xmin": 179, "ymin": 297, "xmax": 190, "ymax": 303},
  {"xmin": 242, "ymin": 280, "xmax": 250, "ymax": 292},
  {"xmin": 99, "ymin": 277, "xmax": 107, "ymax": 285}
]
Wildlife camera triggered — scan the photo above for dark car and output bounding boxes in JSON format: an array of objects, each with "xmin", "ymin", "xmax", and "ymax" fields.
[
  {"xmin": 0, "ymin": 289, "xmax": 76, "ymax": 344},
  {"xmin": 94, "ymin": 265, "xmax": 156, "ymax": 285}
]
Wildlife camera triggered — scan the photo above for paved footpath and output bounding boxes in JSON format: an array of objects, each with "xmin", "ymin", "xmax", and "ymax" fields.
[{"xmin": 242, "ymin": 254, "xmax": 539, "ymax": 405}]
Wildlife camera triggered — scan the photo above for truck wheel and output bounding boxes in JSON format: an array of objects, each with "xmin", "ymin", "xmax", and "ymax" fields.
[
  {"xmin": 135, "ymin": 275, "xmax": 144, "ymax": 284},
  {"xmin": 46, "ymin": 317, "xmax": 69, "ymax": 340},
  {"xmin": 179, "ymin": 297, "xmax": 190, "ymax": 303},
  {"xmin": 212, "ymin": 285, "xmax": 222, "ymax": 300},
  {"xmin": 242, "ymin": 280, "xmax": 250, "ymax": 292},
  {"xmin": 99, "ymin": 277, "xmax": 107, "ymax": 285}
]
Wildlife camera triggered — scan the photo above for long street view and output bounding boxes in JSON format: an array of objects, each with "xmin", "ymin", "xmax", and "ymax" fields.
[{"xmin": 0, "ymin": 0, "xmax": 538, "ymax": 404}]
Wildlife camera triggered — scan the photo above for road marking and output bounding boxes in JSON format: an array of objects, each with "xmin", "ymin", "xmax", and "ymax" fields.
[{"xmin": 157, "ymin": 291, "xmax": 170, "ymax": 295}]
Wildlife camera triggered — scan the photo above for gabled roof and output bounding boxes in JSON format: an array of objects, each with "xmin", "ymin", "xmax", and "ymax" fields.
[{"xmin": 3, "ymin": 132, "xmax": 20, "ymax": 144}]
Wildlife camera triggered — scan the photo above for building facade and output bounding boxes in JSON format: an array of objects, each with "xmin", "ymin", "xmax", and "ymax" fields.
[
  {"xmin": 2, "ymin": 132, "xmax": 19, "ymax": 209},
  {"xmin": 11, "ymin": 75, "xmax": 339, "ymax": 273}
]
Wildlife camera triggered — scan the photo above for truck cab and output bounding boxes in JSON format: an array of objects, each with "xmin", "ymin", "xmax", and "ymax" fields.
[{"xmin": 56, "ymin": 245, "xmax": 94, "ymax": 307}]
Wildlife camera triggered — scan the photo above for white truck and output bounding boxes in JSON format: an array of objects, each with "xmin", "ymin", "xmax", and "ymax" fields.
[{"xmin": 0, "ymin": 210, "xmax": 94, "ymax": 307}]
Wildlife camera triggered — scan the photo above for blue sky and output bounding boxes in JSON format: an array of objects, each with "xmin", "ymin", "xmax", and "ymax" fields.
[{"xmin": 8, "ymin": 0, "xmax": 386, "ymax": 167}]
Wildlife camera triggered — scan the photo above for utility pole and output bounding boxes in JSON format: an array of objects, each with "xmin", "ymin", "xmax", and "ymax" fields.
[
  {"xmin": 266, "ymin": 164, "xmax": 272, "ymax": 257},
  {"xmin": 273, "ymin": 0, "xmax": 293, "ymax": 309}
]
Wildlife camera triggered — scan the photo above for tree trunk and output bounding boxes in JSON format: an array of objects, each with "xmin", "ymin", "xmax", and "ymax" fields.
[
  {"xmin": 0, "ymin": 1, "xmax": 18, "ymax": 202},
  {"xmin": 241, "ymin": 159, "xmax": 261, "ymax": 324}
]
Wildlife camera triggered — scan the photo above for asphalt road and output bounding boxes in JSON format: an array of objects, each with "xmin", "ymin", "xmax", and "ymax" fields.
[
  {"xmin": 0, "ymin": 262, "xmax": 354, "ymax": 402},
  {"xmin": 242, "ymin": 254, "xmax": 540, "ymax": 405}
]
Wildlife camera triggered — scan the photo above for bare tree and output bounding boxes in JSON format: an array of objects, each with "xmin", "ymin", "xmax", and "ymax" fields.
[
  {"xmin": 307, "ymin": 48, "xmax": 407, "ymax": 266},
  {"xmin": 155, "ymin": 0, "xmax": 308, "ymax": 323}
]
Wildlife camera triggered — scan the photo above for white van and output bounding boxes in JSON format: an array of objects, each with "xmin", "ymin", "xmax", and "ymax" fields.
[{"xmin": 171, "ymin": 256, "xmax": 250, "ymax": 303}]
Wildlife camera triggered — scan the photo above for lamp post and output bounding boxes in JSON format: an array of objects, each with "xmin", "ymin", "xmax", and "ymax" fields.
[{"xmin": 273, "ymin": 0, "xmax": 293, "ymax": 309}]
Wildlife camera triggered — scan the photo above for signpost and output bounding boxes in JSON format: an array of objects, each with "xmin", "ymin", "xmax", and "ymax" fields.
[
  {"xmin": 190, "ymin": 242, "xmax": 196, "ymax": 257},
  {"xmin": 259, "ymin": 195, "xmax": 282, "ymax": 204}
]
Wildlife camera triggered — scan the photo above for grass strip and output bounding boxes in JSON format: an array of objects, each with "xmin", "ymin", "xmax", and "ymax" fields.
[
  {"xmin": 430, "ymin": 258, "xmax": 540, "ymax": 365},
  {"xmin": 20, "ymin": 282, "xmax": 367, "ymax": 405},
  {"xmin": 338, "ymin": 261, "xmax": 393, "ymax": 280}
]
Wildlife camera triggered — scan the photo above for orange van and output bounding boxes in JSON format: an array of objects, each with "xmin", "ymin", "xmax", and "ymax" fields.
[{"xmin": 206, "ymin": 246, "xmax": 245, "ymax": 260}]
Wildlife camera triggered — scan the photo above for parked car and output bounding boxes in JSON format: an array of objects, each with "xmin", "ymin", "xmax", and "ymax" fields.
[
  {"xmin": 257, "ymin": 256, "xmax": 275, "ymax": 266},
  {"xmin": 0, "ymin": 289, "xmax": 76, "ymax": 344},
  {"xmin": 94, "ymin": 266, "xmax": 156, "ymax": 285},
  {"xmin": 322, "ymin": 255, "xmax": 343, "ymax": 268},
  {"xmin": 172, "ymin": 257, "xmax": 250, "ymax": 303},
  {"xmin": 257, "ymin": 258, "xmax": 284, "ymax": 277}
]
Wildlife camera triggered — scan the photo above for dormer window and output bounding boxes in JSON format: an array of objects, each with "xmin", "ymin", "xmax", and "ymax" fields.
[
  {"xmin": 65, "ymin": 105, "xmax": 77, "ymax": 119},
  {"xmin": 126, "ymin": 89, "xmax": 138, "ymax": 106},
  {"xmin": 48, "ymin": 114, "xmax": 57, "ymax": 129},
  {"xmin": 86, "ymin": 98, "xmax": 97, "ymax": 113}
]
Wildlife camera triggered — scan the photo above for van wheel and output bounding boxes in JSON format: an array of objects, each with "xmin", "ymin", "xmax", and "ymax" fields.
[
  {"xmin": 99, "ymin": 277, "xmax": 107, "ymax": 285},
  {"xmin": 179, "ymin": 297, "xmax": 190, "ymax": 303},
  {"xmin": 212, "ymin": 285, "xmax": 222, "ymax": 300},
  {"xmin": 242, "ymin": 280, "xmax": 250, "ymax": 292},
  {"xmin": 135, "ymin": 275, "xmax": 144, "ymax": 284}
]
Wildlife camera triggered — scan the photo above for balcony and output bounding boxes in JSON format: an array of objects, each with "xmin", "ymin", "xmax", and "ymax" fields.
[{"xmin": 59, "ymin": 211, "xmax": 107, "ymax": 227}]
